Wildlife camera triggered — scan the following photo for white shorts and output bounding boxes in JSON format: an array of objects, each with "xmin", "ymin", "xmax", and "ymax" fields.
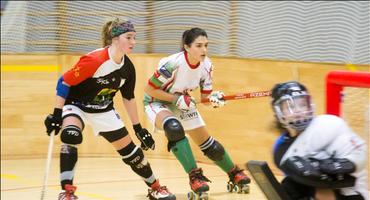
[
  {"xmin": 144, "ymin": 102, "xmax": 205, "ymax": 131},
  {"xmin": 62, "ymin": 105, "xmax": 124, "ymax": 136}
]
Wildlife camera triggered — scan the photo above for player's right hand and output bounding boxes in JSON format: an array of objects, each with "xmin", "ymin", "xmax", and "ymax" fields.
[
  {"xmin": 209, "ymin": 90, "xmax": 226, "ymax": 108},
  {"xmin": 44, "ymin": 108, "xmax": 63, "ymax": 136},
  {"xmin": 173, "ymin": 94, "xmax": 196, "ymax": 112}
]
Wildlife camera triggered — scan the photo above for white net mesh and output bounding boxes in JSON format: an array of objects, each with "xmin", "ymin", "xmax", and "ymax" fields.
[
  {"xmin": 1, "ymin": 1, "xmax": 369, "ymax": 64},
  {"xmin": 342, "ymin": 87, "xmax": 370, "ymax": 140}
]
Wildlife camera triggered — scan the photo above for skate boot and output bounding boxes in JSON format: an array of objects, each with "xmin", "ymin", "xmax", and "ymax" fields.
[
  {"xmin": 147, "ymin": 179, "xmax": 176, "ymax": 200},
  {"xmin": 227, "ymin": 165, "xmax": 251, "ymax": 194},
  {"xmin": 58, "ymin": 184, "xmax": 78, "ymax": 200},
  {"xmin": 187, "ymin": 168, "xmax": 211, "ymax": 200}
]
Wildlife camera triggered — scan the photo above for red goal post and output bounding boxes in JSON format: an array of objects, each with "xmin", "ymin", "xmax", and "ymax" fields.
[{"xmin": 326, "ymin": 70, "xmax": 370, "ymax": 116}]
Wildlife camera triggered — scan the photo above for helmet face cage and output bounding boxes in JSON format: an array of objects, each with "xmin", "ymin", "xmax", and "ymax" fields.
[{"xmin": 272, "ymin": 82, "xmax": 314, "ymax": 132}]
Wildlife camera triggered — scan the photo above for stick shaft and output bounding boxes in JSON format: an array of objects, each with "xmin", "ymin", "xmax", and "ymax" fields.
[
  {"xmin": 40, "ymin": 132, "xmax": 55, "ymax": 200},
  {"xmin": 201, "ymin": 90, "xmax": 271, "ymax": 103}
]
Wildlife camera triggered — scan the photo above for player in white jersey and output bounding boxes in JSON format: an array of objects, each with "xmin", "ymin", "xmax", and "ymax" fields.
[
  {"xmin": 271, "ymin": 81, "xmax": 368, "ymax": 200},
  {"xmin": 143, "ymin": 28, "xmax": 251, "ymax": 198}
]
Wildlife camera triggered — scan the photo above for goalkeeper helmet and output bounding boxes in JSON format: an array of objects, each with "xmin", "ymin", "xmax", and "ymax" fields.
[{"xmin": 271, "ymin": 81, "xmax": 314, "ymax": 132}]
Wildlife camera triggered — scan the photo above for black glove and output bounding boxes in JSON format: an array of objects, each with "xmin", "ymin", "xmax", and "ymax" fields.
[
  {"xmin": 281, "ymin": 156, "xmax": 356, "ymax": 189},
  {"xmin": 319, "ymin": 158, "xmax": 356, "ymax": 175},
  {"xmin": 44, "ymin": 108, "xmax": 63, "ymax": 136},
  {"xmin": 282, "ymin": 156, "xmax": 324, "ymax": 179},
  {"xmin": 133, "ymin": 124, "xmax": 155, "ymax": 151}
]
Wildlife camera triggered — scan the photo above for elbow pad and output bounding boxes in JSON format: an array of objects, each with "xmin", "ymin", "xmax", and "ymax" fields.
[{"xmin": 56, "ymin": 76, "xmax": 70, "ymax": 98}]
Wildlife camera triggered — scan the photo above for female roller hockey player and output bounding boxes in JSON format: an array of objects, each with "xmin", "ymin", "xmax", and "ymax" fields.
[
  {"xmin": 44, "ymin": 18, "xmax": 175, "ymax": 200},
  {"xmin": 271, "ymin": 81, "xmax": 368, "ymax": 200},
  {"xmin": 143, "ymin": 27, "xmax": 250, "ymax": 200}
]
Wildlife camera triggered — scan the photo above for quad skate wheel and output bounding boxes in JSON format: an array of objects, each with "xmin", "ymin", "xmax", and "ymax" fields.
[
  {"xmin": 187, "ymin": 191, "xmax": 195, "ymax": 200},
  {"xmin": 241, "ymin": 185, "xmax": 250, "ymax": 194},
  {"xmin": 233, "ymin": 184, "xmax": 241, "ymax": 193},
  {"xmin": 226, "ymin": 182, "xmax": 233, "ymax": 192},
  {"xmin": 198, "ymin": 192, "xmax": 209, "ymax": 200}
]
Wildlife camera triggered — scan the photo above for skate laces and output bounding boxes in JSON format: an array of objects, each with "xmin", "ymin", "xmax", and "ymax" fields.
[
  {"xmin": 147, "ymin": 185, "xmax": 172, "ymax": 198},
  {"xmin": 189, "ymin": 168, "xmax": 211, "ymax": 183},
  {"xmin": 65, "ymin": 184, "xmax": 77, "ymax": 193},
  {"xmin": 148, "ymin": 180, "xmax": 172, "ymax": 197},
  {"xmin": 229, "ymin": 166, "xmax": 250, "ymax": 184},
  {"xmin": 62, "ymin": 184, "xmax": 78, "ymax": 200},
  {"xmin": 59, "ymin": 185, "xmax": 78, "ymax": 200},
  {"xmin": 155, "ymin": 186, "xmax": 170, "ymax": 194}
]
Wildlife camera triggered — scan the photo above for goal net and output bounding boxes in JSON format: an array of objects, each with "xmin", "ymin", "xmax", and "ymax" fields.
[{"xmin": 326, "ymin": 70, "xmax": 370, "ymax": 145}]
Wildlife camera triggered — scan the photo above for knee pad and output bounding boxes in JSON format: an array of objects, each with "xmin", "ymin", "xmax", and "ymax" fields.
[
  {"xmin": 61, "ymin": 125, "xmax": 83, "ymax": 145},
  {"xmin": 163, "ymin": 117, "xmax": 185, "ymax": 142},
  {"xmin": 119, "ymin": 142, "xmax": 148, "ymax": 168},
  {"xmin": 118, "ymin": 142, "xmax": 153, "ymax": 179},
  {"xmin": 201, "ymin": 138, "xmax": 225, "ymax": 161}
]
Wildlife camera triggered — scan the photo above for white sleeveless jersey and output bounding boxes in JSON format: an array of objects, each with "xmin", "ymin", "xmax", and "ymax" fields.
[
  {"xmin": 144, "ymin": 51, "xmax": 213, "ymax": 104},
  {"xmin": 280, "ymin": 114, "xmax": 368, "ymax": 199}
]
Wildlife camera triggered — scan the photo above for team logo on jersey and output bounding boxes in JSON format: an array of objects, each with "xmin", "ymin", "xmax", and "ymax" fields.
[
  {"xmin": 97, "ymin": 78, "xmax": 110, "ymax": 85},
  {"xmin": 72, "ymin": 65, "xmax": 81, "ymax": 77},
  {"xmin": 159, "ymin": 63, "xmax": 172, "ymax": 78},
  {"xmin": 179, "ymin": 110, "xmax": 198, "ymax": 121},
  {"xmin": 92, "ymin": 88, "xmax": 117, "ymax": 105}
]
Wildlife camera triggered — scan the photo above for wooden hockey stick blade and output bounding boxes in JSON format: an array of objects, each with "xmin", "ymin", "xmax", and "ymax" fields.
[{"xmin": 201, "ymin": 90, "xmax": 271, "ymax": 103}]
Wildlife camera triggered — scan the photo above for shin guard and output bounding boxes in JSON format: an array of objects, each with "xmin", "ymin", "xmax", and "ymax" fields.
[
  {"xmin": 200, "ymin": 137, "xmax": 234, "ymax": 173},
  {"xmin": 118, "ymin": 142, "xmax": 156, "ymax": 186},
  {"xmin": 171, "ymin": 137, "xmax": 197, "ymax": 173},
  {"xmin": 60, "ymin": 144, "xmax": 78, "ymax": 190}
]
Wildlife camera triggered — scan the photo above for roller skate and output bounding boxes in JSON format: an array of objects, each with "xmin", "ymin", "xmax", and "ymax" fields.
[
  {"xmin": 58, "ymin": 184, "xmax": 78, "ymax": 200},
  {"xmin": 227, "ymin": 165, "xmax": 251, "ymax": 194},
  {"xmin": 187, "ymin": 168, "xmax": 211, "ymax": 200},
  {"xmin": 147, "ymin": 179, "xmax": 176, "ymax": 200}
]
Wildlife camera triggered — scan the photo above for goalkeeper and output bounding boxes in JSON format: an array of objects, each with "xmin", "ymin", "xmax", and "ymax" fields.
[{"xmin": 271, "ymin": 81, "xmax": 368, "ymax": 200}]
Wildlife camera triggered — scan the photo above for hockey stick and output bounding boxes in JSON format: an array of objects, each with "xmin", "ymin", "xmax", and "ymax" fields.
[
  {"xmin": 40, "ymin": 131, "xmax": 56, "ymax": 200},
  {"xmin": 201, "ymin": 90, "xmax": 271, "ymax": 103},
  {"xmin": 246, "ymin": 160, "xmax": 292, "ymax": 200}
]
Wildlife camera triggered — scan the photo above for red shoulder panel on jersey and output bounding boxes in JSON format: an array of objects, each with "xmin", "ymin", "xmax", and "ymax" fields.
[{"xmin": 63, "ymin": 48, "xmax": 109, "ymax": 86}]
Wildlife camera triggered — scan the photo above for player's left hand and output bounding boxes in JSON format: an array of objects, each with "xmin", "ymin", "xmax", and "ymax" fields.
[
  {"xmin": 209, "ymin": 91, "xmax": 226, "ymax": 108},
  {"xmin": 135, "ymin": 128, "xmax": 155, "ymax": 151}
]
